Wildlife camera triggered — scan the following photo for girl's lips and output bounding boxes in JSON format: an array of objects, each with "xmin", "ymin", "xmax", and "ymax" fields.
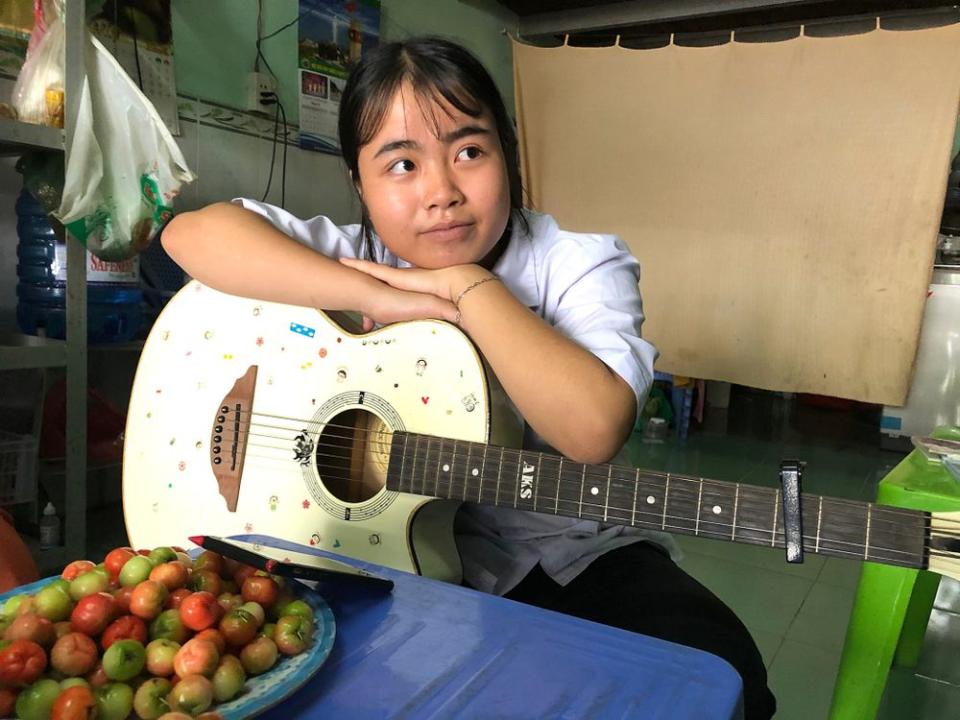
[{"xmin": 420, "ymin": 222, "xmax": 474, "ymax": 242}]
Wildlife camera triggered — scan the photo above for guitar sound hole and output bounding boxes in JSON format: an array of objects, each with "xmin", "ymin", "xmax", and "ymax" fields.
[{"xmin": 317, "ymin": 409, "xmax": 391, "ymax": 504}]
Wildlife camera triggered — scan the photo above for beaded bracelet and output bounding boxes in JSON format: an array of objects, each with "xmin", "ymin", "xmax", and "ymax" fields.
[{"xmin": 454, "ymin": 275, "xmax": 499, "ymax": 325}]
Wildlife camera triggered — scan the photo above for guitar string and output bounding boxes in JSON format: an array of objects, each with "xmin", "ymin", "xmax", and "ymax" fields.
[
  {"xmin": 216, "ymin": 413, "xmax": 944, "ymax": 523},
  {"xmin": 244, "ymin": 439, "xmax": 935, "ymax": 538},
  {"xmin": 221, "ymin": 406, "xmax": 960, "ymax": 529},
  {"xmin": 240, "ymin": 452, "xmax": 960, "ymax": 569},
  {"xmin": 236, "ymin": 443, "xmax": 937, "ymax": 562},
  {"xmin": 223, "ymin": 417, "xmax": 934, "ymax": 520},
  {"xmin": 218, "ymin": 413, "xmax": 960, "ymax": 527},
  {"xmin": 207, "ymin": 409, "xmax": 954, "ymax": 538},
  {"xmin": 227, "ymin": 429, "xmax": 946, "ymax": 535},
  {"xmin": 243, "ymin": 455, "xmax": 940, "ymax": 567}
]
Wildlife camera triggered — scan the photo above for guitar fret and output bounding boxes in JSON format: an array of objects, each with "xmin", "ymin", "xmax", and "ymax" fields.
[
  {"xmin": 400, "ymin": 433, "xmax": 410, "ymax": 492},
  {"xmin": 771, "ymin": 489, "xmax": 780, "ymax": 547},
  {"xmin": 579, "ymin": 465, "xmax": 586, "ymax": 518},
  {"xmin": 631, "ymin": 469, "xmax": 639, "ymax": 527},
  {"xmin": 555, "ymin": 458, "xmax": 562, "ymax": 514},
  {"xmin": 695, "ymin": 478, "xmax": 704, "ymax": 536},
  {"xmin": 603, "ymin": 466, "xmax": 612, "ymax": 522},
  {"xmin": 477, "ymin": 444, "xmax": 487, "ymax": 504},
  {"xmin": 434, "ymin": 437, "xmax": 442, "ymax": 497},
  {"xmin": 450, "ymin": 438, "xmax": 459, "ymax": 496},
  {"xmin": 533, "ymin": 452, "xmax": 543, "ymax": 510},
  {"xmin": 865, "ymin": 503, "xmax": 872, "ymax": 560},
  {"xmin": 495, "ymin": 446, "xmax": 504, "ymax": 506},
  {"xmin": 513, "ymin": 450, "xmax": 521, "ymax": 509},
  {"xmin": 413, "ymin": 434, "xmax": 422, "ymax": 495},
  {"xmin": 815, "ymin": 496, "xmax": 823, "ymax": 553},
  {"xmin": 731, "ymin": 484, "xmax": 739, "ymax": 541},
  {"xmin": 661, "ymin": 475, "xmax": 671, "ymax": 529},
  {"xmin": 462, "ymin": 442, "xmax": 472, "ymax": 501},
  {"xmin": 419, "ymin": 436, "xmax": 429, "ymax": 495}
]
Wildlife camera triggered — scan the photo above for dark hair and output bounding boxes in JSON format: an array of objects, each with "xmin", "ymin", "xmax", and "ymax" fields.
[{"xmin": 338, "ymin": 36, "xmax": 526, "ymax": 258}]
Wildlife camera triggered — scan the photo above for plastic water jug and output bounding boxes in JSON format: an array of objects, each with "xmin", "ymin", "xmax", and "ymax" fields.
[{"xmin": 15, "ymin": 188, "xmax": 143, "ymax": 343}]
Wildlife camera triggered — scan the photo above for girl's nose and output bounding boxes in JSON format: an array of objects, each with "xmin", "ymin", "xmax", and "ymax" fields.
[{"xmin": 423, "ymin": 166, "xmax": 465, "ymax": 210}]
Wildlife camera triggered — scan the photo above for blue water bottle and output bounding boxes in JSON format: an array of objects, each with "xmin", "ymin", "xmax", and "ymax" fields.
[{"xmin": 15, "ymin": 188, "xmax": 144, "ymax": 343}]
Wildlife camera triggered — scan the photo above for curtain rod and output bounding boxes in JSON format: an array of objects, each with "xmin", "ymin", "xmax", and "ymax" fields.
[{"xmin": 519, "ymin": 3, "xmax": 960, "ymax": 44}]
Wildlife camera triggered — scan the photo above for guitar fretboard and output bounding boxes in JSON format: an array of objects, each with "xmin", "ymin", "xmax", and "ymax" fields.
[{"xmin": 386, "ymin": 432, "xmax": 928, "ymax": 569}]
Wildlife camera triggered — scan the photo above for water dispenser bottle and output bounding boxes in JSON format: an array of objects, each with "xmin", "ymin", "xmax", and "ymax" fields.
[{"xmin": 15, "ymin": 187, "xmax": 143, "ymax": 343}]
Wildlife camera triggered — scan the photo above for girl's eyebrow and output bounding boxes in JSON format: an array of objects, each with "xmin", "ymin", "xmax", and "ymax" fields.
[{"xmin": 373, "ymin": 125, "xmax": 491, "ymax": 158}]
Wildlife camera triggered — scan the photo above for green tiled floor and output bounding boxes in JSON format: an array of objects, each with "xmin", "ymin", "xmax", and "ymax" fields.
[{"xmin": 627, "ymin": 389, "xmax": 960, "ymax": 719}]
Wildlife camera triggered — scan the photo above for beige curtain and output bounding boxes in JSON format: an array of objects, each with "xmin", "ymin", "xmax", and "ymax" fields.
[{"xmin": 513, "ymin": 25, "xmax": 960, "ymax": 405}]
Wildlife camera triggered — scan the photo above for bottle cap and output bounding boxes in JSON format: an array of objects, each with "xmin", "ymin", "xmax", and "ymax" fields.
[{"xmin": 43, "ymin": 501, "xmax": 57, "ymax": 516}]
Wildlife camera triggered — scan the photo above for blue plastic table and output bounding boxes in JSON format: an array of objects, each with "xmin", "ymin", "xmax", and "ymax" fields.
[{"xmin": 239, "ymin": 535, "xmax": 744, "ymax": 720}]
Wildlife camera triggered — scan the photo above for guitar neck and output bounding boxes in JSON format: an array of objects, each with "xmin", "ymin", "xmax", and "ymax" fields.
[{"xmin": 386, "ymin": 431, "xmax": 929, "ymax": 570}]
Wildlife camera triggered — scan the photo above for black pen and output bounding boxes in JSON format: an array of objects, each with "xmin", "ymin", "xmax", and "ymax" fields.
[{"xmin": 188, "ymin": 534, "xmax": 394, "ymax": 591}]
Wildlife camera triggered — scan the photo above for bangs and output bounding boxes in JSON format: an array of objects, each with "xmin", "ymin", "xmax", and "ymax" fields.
[{"xmin": 354, "ymin": 50, "xmax": 486, "ymax": 149}]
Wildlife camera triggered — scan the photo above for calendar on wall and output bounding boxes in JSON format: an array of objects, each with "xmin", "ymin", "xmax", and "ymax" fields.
[
  {"xmin": 298, "ymin": 0, "xmax": 381, "ymax": 154},
  {"xmin": 89, "ymin": 0, "xmax": 180, "ymax": 135}
]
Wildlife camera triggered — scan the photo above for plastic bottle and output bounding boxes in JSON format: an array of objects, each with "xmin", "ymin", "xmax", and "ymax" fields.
[
  {"xmin": 15, "ymin": 187, "xmax": 144, "ymax": 343},
  {"xmin": 39, "ymin": 501, "xmax": 61, "ymax": 548}
]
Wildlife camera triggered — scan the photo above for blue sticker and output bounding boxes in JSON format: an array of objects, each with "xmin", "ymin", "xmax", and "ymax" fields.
[
  {"xmin": 880, "ymin": 415, "xmax": 902, "ymax": 431},
  {"xmin": 290, "ymin": 322, "xmax": 316, "ymax": 338}
]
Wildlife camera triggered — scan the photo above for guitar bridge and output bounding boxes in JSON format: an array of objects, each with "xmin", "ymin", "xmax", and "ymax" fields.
[{"xmin": 210, "ymin": 365, "xmax": 258, "ymax": 511}]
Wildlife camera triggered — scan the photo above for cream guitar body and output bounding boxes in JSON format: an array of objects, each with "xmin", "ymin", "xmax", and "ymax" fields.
[{"xmin": 123, "ymin": 281, "xmax": 521, "ymax": 582}]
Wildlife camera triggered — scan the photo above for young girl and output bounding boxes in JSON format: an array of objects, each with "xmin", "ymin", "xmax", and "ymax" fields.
[{"xmin": 162, "ymin": 37, "xmax": 775, "ymax": 719}]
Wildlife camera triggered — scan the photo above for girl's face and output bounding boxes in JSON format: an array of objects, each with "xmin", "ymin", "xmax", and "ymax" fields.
[{"xmin": 355, "ymin": 84, "xmax": 511, "ymax": 269}]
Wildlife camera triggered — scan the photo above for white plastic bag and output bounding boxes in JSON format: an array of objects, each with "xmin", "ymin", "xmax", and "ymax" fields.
[
  {"xmin": 57, "ymin": 33, "xmax": 195, "ymax": 261},
  {"xmin": 12, "ymin": 0, "xmax": 64, "ymax": 126}
]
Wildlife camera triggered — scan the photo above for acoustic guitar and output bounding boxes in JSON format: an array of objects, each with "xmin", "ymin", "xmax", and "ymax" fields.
[{"xmin": 123, "ymin": 282, "xmax": 960, "ymax": 583}]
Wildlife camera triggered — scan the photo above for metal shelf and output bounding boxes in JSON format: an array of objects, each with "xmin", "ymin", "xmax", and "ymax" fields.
[
  {"xmin": 0, "ymin": 0, "xmax": 89, "ymax": 574},
  {"xmin": 0, "ymin": 335, "xmax": 67, "ymax": 370},
  {"xmin": 0, "ymin": 116, "xmax": 63, "ymax": 156}
]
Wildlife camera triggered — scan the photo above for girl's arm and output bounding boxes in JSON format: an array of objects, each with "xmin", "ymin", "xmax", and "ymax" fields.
[
  {"xmin": 339, "ymin": 259, "xmax": 637, "ymax": 464},
  {"xmin": 453, "ymin": 268, "xmax": 637, "ymax": 464},
  {"xmin": 161, "ymin": 202, "xmax": 457, "ymax": 324}
]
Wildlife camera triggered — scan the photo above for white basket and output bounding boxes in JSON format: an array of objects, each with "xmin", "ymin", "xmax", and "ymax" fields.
[{"xmin": 0, "ymin": 430, "xmax": 39, "ymax": 505}]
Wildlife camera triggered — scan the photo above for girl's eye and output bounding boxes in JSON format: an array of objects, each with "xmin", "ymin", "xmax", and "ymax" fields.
[
  {"xmin": 456, "ymin": 146, "xmax": 483, "ymax": 162},
  {"xmin": 388, "ymin": 159, "xmax": 416, "ymax": 175}
]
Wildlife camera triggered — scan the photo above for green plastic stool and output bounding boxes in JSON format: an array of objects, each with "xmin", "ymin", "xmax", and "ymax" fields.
[{"xmin": 830, "ymin": 426, "xmax": 960, "ymax": 720}]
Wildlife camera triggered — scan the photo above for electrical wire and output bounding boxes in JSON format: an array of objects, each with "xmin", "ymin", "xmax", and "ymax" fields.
[
  {"xmin": 260, "ymin": 98, "xmax": 280, "ymax": 202},
  {"xmin": 260, "ymin": 9, "xmax": 310, "ymax": 42},
  {"xmin": 255, "ymin": 1, "xmax": 289, "ymax": 208}
]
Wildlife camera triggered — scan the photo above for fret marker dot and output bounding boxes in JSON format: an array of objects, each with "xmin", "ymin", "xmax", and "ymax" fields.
[
  {"xmin": 471, "ymin": 468, "xmax": 479, "ymax": 476},
  {"xmin": 646, "ymin": 495, "xmax": 656, "ymax": 504},
  {"xmin": 442, "ymin": 464, "xmax": 450, "ymax": 472},
  {"xmin": 712, "ymin": 505, "xmax": 722, "ymax": 515},
  {"xmin": 590, "ymin": 487, "xmax": 599, "ymax": 496}
]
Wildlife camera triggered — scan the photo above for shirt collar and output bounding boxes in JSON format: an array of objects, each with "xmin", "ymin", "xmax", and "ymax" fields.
[{"xmin": 491, "ymin": 212, "xmax": 540, "ymax": 308}]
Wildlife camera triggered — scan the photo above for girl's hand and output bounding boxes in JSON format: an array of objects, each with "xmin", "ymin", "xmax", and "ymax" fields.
[
  {"xmin": 338, "ymin": 258, "xmax": 462, "ymax": 330},
  {"xmin": 339, "ymin": 258, "xmax": 492, "ymax": 330},
  {"xmin": 361, "ymin": 284, "xmax": 458, "ymax": 331},
  {"xmin": 339, "ymin": 257, "xmax": 490, "ymax": 302}
]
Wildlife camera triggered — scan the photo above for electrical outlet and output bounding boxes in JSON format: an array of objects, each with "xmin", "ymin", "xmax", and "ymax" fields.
[{"xmin": 246, "ymin": 71, "xmax": 276, "ymax": 112}]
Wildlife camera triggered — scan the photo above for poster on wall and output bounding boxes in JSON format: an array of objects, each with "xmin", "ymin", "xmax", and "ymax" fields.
[{"xmin": 298, "ymin": 0, "xmax": 380, "ymax": 154}]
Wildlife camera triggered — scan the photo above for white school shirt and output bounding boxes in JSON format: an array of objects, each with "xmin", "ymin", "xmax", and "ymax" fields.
[{"xmin": 234, "ymin": 199, "xmax": 678, "ymax": 594}]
